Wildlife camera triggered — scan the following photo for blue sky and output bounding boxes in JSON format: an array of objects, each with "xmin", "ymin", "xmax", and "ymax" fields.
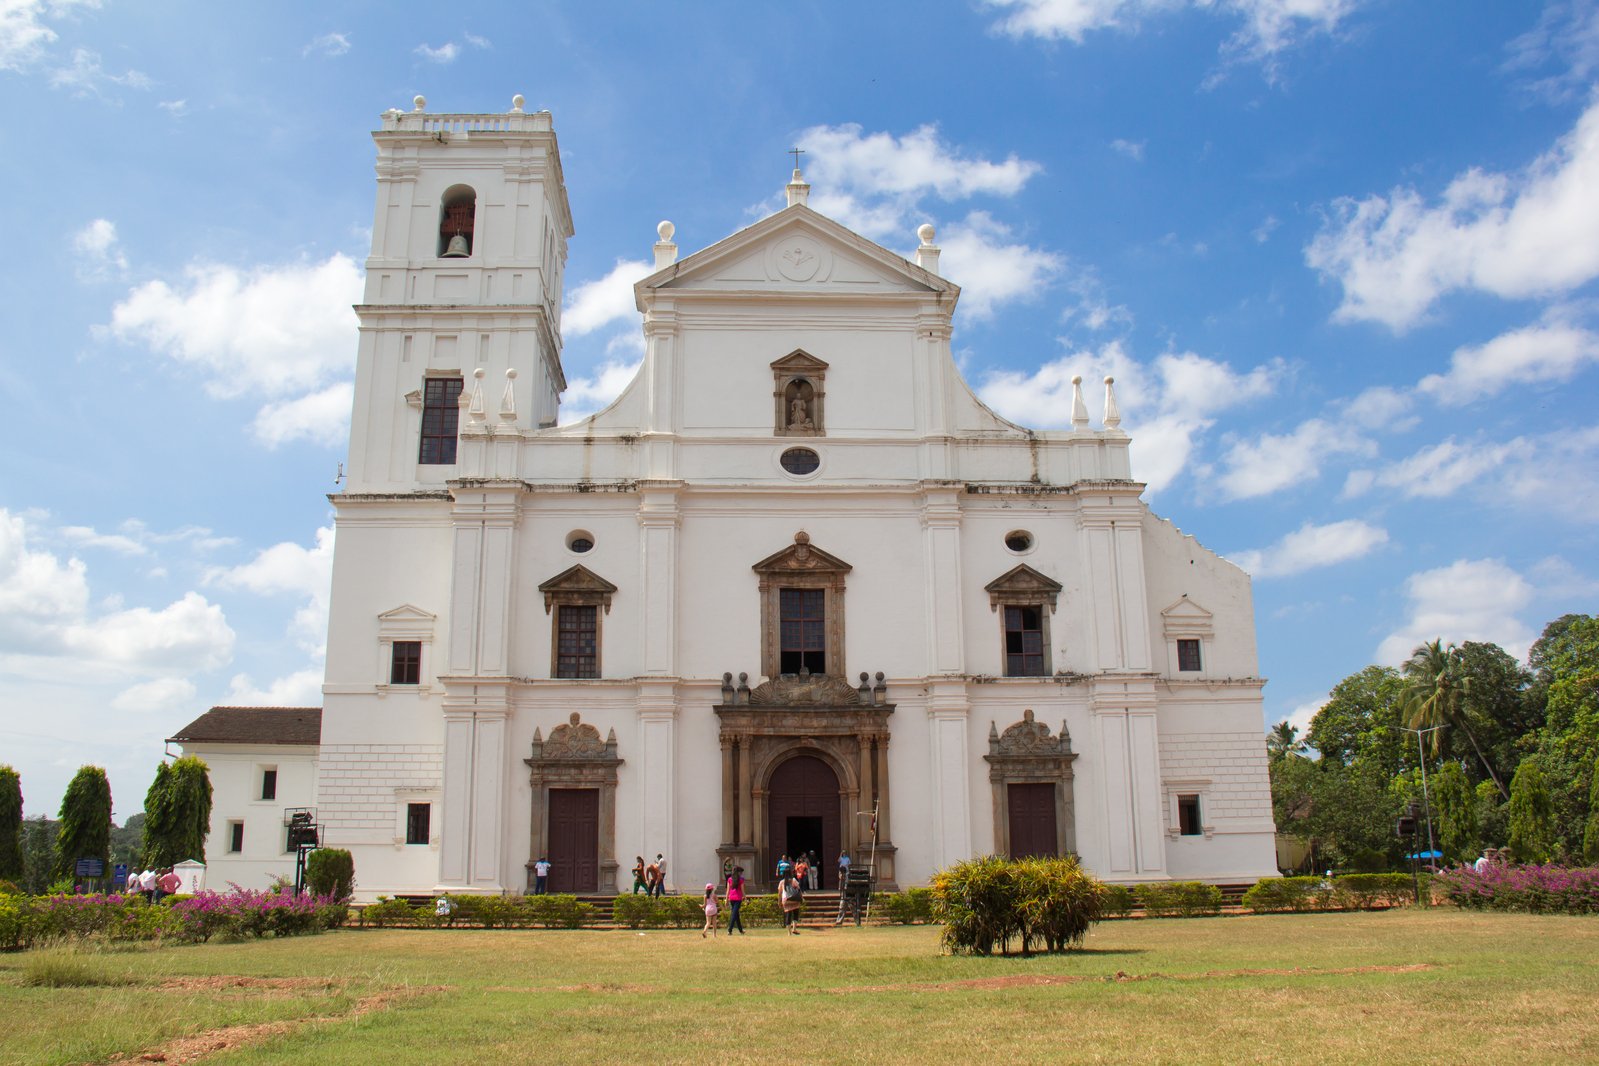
[{"xmin": 3, "ymin": 0, "xmax": 1597, "ymax": 818}]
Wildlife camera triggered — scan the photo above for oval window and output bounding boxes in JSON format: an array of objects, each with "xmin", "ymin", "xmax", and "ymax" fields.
[
  {"xmin": 1004, "ymin": 530, "xmax": 1034, "ymax": 553},
  {"xmin": 780, "ymin": 448, "xmax": 821, "ymax": 476},
  {"xmin": 566, "ymin": 530, "xmax": 595, "ymax": 553}
]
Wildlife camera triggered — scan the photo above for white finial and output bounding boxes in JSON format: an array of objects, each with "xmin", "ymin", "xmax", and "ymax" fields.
[
  {"xmin": 510, "ymin": 94, "xmax": 525, "ymax": 112},
  {"xmin": 654, "ymin": 220, "xmax": 678, "ymax": 268},
  {"xmin": 468, "ymin": 367, "xmax": 487, "ymax": 423},
  {"xmin": 1103, "ymin": 376, "xmax": 1121, "ymax": 428},
  {"xmin": 500, "ymin": 367, "xmax": 518, "ymax": 423},
  {"xmin": 786, "ymin": 168, "xmax": 811, "ymax": 208},
  {"xmin": 1070, "ymin": 375, "xmax": 1089, "ymax": 429},
  {"xmin": 413, "ymin": 95, "xmax": 427, "ymax": 112},
  {"xmin": 915, "ymin": 222, "xmax": 941, "ymax": 272}
]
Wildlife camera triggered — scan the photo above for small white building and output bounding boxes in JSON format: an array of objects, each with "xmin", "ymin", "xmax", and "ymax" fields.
[
  {"xmin": 174, "ymin": 98, "xmax": 1278, "ymax": 899},
  {"xmin": 167, "ymin": 707, "xmax": 320, "ymax": 890}
]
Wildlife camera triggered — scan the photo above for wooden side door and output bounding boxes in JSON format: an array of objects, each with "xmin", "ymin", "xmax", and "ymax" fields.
[
  {"xmin": 547, "ymin": 788, "xmax": 599, "ymax": 892},
  {"xmin": 1006, "ymin": 782, "xmax": 1058, "ymax": 859}
]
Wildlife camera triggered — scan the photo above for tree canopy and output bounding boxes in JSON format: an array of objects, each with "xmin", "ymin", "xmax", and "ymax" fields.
[
  {"xmin": 142, "ymin": 756, "xmax": 213, "ymax": 868},
  {"xmin": 55, "ymin": 766, "xmax": 113, "ymax": 879}
]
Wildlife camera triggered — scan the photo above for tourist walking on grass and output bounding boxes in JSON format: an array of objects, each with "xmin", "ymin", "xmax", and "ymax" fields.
[
  {"xmin": 726, "ymin": 866, "xmax": 747, "ymax": 935},
  {"xmin": 632, "ymin": 856, "xmax": 648, "ymax": 894},
  {"xmin": 701, "ymin": 883, "xmax": 719, "ymax": 938},
  {"xmin": 780, "ymin": 870, "xmax": 804, "ymax": 934}
]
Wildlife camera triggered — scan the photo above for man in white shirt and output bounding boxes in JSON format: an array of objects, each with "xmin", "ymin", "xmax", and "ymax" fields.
[
  {"xmin": 653, "ymin": 854, "xmax": 668, "ymax": 897},
  {"xmin": 533, "ymin": 856, "xmax": 551, "ymax": 895}
]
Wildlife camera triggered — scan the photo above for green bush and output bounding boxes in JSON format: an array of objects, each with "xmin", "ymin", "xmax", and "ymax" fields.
[
  {"xmin": 1134, "ymin": 881, "xmax": 1222, "ymax": 917},
  {"xmin": 872, "ymin": 888, "xmax": 935, "ymax": 924},
  {"xmin": 1332, "ymin": 873, "xmax": 1414, "ymax": 909},
  {"xmin": 1100, "ymin": 884, "xmax": 1135, "ymax": 918},
  {"xmin": 1243, "ymin": 876, "xmax": 1328, "ymax": 913},
  {"xmin": 361, "ymin": 897, "xmax": 420, "ymax": 928},
  {"xmin": 737, "ymin": 894, "xmax": 783, "ymax": 927},
  {"xmin": 305, "ymin": 849, "xmax": 355, "ymax": 900},
  {"xmin": 612, "ymin": 893, "xmax": 664, "ymax": 928},
  {"xmin": 1012, "ymin": 856, "xmax": 1105, "ymax": 953},
  {"xmin": 527, "ymin": 894, "xmax": 597, "ymax": 929},
  {"xmin": 931, "ymin": 855, "xmax": 1105, "ymax": 956}
]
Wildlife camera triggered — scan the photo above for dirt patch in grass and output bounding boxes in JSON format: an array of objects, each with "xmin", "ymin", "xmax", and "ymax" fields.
[
  {"xmin": 837, "ymin": 962, "xmax": 1435, "ymax": 993},
  {"xmin": 159, "ymin": 976, "xmax": 343, "ymax": 996},
  {"xmin": 107, "ymin": 983, "xmax": 448, "ymax": 1063}
]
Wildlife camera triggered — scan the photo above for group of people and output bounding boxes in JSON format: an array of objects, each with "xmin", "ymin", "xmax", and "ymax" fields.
[
  {"xmin": 631, "ymin": 853, "xmax": 669, "ymax": 896},
  {"xmin": 125, "ymin": 867, "xmax": 181, "ymax": 902}
]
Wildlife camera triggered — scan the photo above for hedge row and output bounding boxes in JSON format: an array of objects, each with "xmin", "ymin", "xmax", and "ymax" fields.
[
  {"xmin": 0, "ymin": 889, "xmax": 347, "ymax": 951},
  {"xmin": 1243, "ymin": 874, "xmax": 1419, "ymax": 913},
  {"xmin": 360, "ymin": 893, "xmax": 598, "ymax": 929},
  {"xmin": 1433, "ymin": 863, "xmax": 1599, "ymax": 914}
]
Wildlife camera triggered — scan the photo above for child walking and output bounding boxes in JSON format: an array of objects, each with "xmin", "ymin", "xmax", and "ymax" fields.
[{"xmin": 701, "ymin": 882, "xmax": 719, "ymax": 938}]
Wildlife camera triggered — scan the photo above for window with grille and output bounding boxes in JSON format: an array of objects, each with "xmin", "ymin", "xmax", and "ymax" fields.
[
  {"xmin": 1178, "ymin": 794, "xmax": 1202, "ymax": 836},
  {"xmin": 779, "ymin": 587, "xmax": 826, "ymax": 674},
  {"xmin": 390, "ymin": 640, "xmax": 422, "ymax": 685},
  {"xmin": 1004, "ymin": 605, "xmax": 1046, "ymax": 676},
  {"xmin": 418, "ymin": 377, "xmax": 463, "ymax": 465},
  {"xmin": 406, "ymin": 803, "xmax": 431, "ymax": 845},
  {"xmin": 1177, "ymin": 638, "xmax": 1202, "ymax": 672},
  {"xmin": 556, "ymin": 604, "xmax": 599, "ymax": 678}
]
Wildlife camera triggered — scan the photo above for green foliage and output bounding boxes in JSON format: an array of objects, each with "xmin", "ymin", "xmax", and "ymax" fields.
[
  {"xmin": 1267, "ymin": 722, "xmax": 1308, "ymax": 763},
  {"xmin": 1401, "ymin": 640, "xmax": 1507, "ymax": 799},
  {"xmin": 1430, "ymin": 760, "xmax": 1479, "ymax": 864},
  {"xmin": 736, "ymin": 894, "xmax": 783, "ymax": 927},
  {"xmin": 19, "ymin": 816, "xmax": 56, "ymax": 895},
  {"xmin": 1099, "ymin": 884, "xmax": 1135, "ymax": 917},
  {"xmin": 1134, "ymin": 881, "xmax": 1222, "ymax": 918},
  {"xmin": 1507, "ymin": 759, "xmax": 1557, "ymax": 863},
  {"xmin": 612, "ymin": 893, "xmax": 698, "ymax": 928},
  {"xmin": 1306, "ymin": 665, "xmax": 1406, "ymax": 775},
  {"xmin": 360, "ymin": 897, "xmax": 420, "ymax": 928},
  {"xmin": 930, "ymin": 855, "xmax": 1104, "ymax": 956},
  {"xmin": 1332, "ymin": 873, "xmax": 1415, "ymax": 909},
  {"xmin": 1271, "ymin": 754, "xmax": 1403, "ymax": 871},
  {"xmin": 55, "ymin": 766, "xmax": 112, "ymax": 880},
  {"xmin": 529, "ymin": 894, "xmax": 598, "ymax": 928},
  {"xmin": 1243, "ymin": 876, "xmax": 1327, "ymax": 913},
  {"xmin": 0, "ymin": 766, "xmax": 22, "ymax": 882},
  {"xmin": 305, "ymin": 849, "xmax": 356, "ymax": 900},
  {"xmin": 22, "ymin": 951, "xmax": 137, "ymax": 988},
  {"xmin": 141, "ymin": 757, "xmax": 212, "ymax": 868},
  {"xmin": 872, "ymin": 887, "xmax": 935, "ymax": 924},
  {"xmin": 1585, "ymin": 755, "xmax": 1599, "ymax": 864}
]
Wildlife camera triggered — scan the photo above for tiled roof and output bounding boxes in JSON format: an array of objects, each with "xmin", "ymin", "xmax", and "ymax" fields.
[{"xmin": 167, "ymin": 706, "xmax": 322, "ymax": 747}]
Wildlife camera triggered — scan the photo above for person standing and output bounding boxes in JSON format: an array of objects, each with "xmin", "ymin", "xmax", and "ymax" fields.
[
  {"xmin": 701, "ymin": 883, "xmax": 719, "ymax": 938},
  {"xmin": 807, "ymin": 850, "xmax": 821, "ymax": 891},
  {"xmin": 156, "ymin": 867, "xmax": 180, "ymax": 901},
  {"xmin": 779, "ymin": 870, "xmax": 804, "ymax": 934},
  {"xmin": 653, "ymin": 853, "xmax": 668, "ymax": 898},
  {"xmin": 631, "ymin": 856, "xmax": 648, "ymax": 894},
  {"xmin": 533, "ymin": 856, "xmax": 551, "ymax": 895},
  {"xmin": 794, "ymin": 854, "xmax": 809, "ymax": 894},
  {"xmin": 726, "ymin": 866, "xmax": 747, "ymax": 935},
  {"xmin": 837, "ymin": 850, "xmax": 851, "ymax": 888},
  {"xmin": 644, "ymin": 856, "xmax": 661, "ymax": 897}
]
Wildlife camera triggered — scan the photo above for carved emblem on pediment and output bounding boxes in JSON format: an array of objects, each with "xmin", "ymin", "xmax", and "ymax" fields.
[
  {"xmin": 748, "ymin": 673, "xmax": 864, "ymax": 707},
  {"xmin": 539, "ymin": 712, "xmax": 610, "ymax": 759},
  {"xmin": 990, "ymin": 709, "xmax": 1072, "ymax": 757},
  {"xmin": 751, "ymin": 531, "xmax": 852, "ymax": 575},
  {"xmin": 539, "ymin": 565, "xmax": 618, "ymax": 614}
]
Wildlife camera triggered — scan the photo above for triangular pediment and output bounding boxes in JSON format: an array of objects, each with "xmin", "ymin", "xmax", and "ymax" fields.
[
  {"xmin": 1161, "ymin": 596, "xmax": 1214, "ymax": 635},
  {"xmin": 635, "ymin": 205, "xmax": 959, "ymax": 303},
  {"xmin": 770, "ymin": 349, "xmax": 830, "ymax": 374},
  {"xmin": 539, "ymin": 565, "xmax": 619, "ymax": 613},
  {"xmin": 985, "ymin": 564, "xmax": 1063, "ymax": 610},
  {"xmin": 751, "ymin": 532, "xmax": 852, "ymax": 575},
  {"xmin": 378, "ymin": 604, "xmax": 436, "ymax": 622}
]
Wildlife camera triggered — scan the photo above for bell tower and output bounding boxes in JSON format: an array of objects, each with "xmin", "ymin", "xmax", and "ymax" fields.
[{"xmin": 343, "ymin": 94, "xmax": 573, "ymax": 491}]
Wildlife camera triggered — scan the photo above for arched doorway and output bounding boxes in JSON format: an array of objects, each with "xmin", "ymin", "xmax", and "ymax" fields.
[{"xmin": 765, "ymin": 754, "xmax": 841, "ymax": 888}]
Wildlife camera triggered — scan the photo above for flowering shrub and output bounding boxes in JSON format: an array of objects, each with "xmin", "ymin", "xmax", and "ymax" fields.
[
  {"xmin": 169, "ymin": 886, "xmax": 345, "ymax": 941},
  {"xmin": 1433, "ymin": 863, "xmax": 1599, "ymax": 914},
  {"xmin": 0, "ymin": 887, "xmax": 345, "ymax": 950}
]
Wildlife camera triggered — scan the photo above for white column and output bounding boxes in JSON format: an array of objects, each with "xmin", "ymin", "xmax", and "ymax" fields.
[
  {"xmin": 637, "ymin": 684, "xmax": 678, "ymax": 889},
  {"xmin": 1077, "ymin": 489, "xmax": 1149, "ymax": 672},
  {"xmin": 1090, "ymin": 678, "xmax": 1165, "ymax": 879},
  {"xmin": 1113, "ymin": 522, "xmax": 1152, "ymax": 672},
  {"xmin": 921, "ymin": 488, "xmax": 965, "ymax": 675},
  {"xmin": 438, "ymin": 710, "xmax": 475, "ymax": 886},
  {"xmin": 638, "ymin": 484, "xmax": 681, "ymax": 677},
  {"xmin": 925, "ymin": 682, "xmax": 971, "ymax": 869},
  {"xmin": 437, "ymin": 685, "xmax": 512, "ymax": 893}
]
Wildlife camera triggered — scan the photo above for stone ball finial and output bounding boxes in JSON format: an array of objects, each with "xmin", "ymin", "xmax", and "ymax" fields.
[
  {"xmin": 568, "ymin": 711, "xmax": 581, "ymax": 726},
  {"xmin": 1071, "ymin": 375, "xmax": 1082, "ymax": 385},
  {"xmin": 1104, "ymin": 375, "xmax": 1115, "ymax": 385},
  {"xmin": 505, "ymin": 367, "xmax": 518, "ymax": 380},
  {"xmin": 917, "ymin": 223, "xmax": 936, "ymax": 245},
  {"xmin": 473, "ymin": 367, "xmax": 486, "ymax": 380},
  {"xmin": 413, "ymin": 95, "xmax": 426, "ymax": 112},
  {"xmin": 511, "ymin": 94, "xmax": 525, "ymax": 111},
  {"xmin": 657, "ymin": 220, "xmax": 675, "ymax": 242},
  {"xmin": 794, "ymin": 530, "xmax": 811, "ymax": 545}
]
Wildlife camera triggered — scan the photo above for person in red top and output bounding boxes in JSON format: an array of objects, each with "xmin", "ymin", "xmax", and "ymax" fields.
[
  {"xmin": 156, "ymin": 868, "xmax": 181, "ymax": 900},
  {"xmin": 725, "ymin": 866, "xmax": 747, "ymax": 935}
]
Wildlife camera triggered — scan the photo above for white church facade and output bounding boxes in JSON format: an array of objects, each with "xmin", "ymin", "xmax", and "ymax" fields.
[{"xmin": 174, "ymin": 98, "xmax": 1277, "ymax": 899}]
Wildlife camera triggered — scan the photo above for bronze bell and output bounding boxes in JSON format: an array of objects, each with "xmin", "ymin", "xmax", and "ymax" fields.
[{"xmin": 441, "ymin": 233, "xmax": 470, "ymax": 258}]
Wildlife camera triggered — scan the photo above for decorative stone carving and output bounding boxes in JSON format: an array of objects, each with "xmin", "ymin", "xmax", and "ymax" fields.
[
  {"xmin": 771, "ymin": 350, "xmax": 828, "ymax": 437},
  {"xmin": 984, "ymin": 564, "xmax": 1063, "ymax": 613},
  {"xmin": 985, "ymin": 709, "xmax": 1078, "ymax": 858},
  {"xmin": 525, "ymin": 712, "xmax": 623, "ymax": 893},
  {"xmin": 540, "ymin": 711, "xmax": 608, "ymax": 758},
  {"xmin": 993, "ymin": 708, "xmax": 1071, "ymax": 756},
  {"xmin": 539, "ymin": 564, "xmax": 618, "ymax": 614},
  {"xmin": 747, "ymin": 673, "xmax": 863, "ymax": 706},
  {"xmin": 751, "ymin": 532, "xmax": 851, "ymax": 679}
]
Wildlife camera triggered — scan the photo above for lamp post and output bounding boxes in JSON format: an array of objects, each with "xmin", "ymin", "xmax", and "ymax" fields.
[{"xmin": 1397, "ymin": 725, "xmax": 1445, "ymax": 876}]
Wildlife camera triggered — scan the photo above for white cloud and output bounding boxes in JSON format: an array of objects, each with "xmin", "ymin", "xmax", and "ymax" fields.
[
  {"xmin": 1110, "ymin": 138, "xmax": 1145, "ymax": 161},
  {"xmin": 109, "ymin": 254, "xmax": 362, "ymax": 440},
  {"xmin": 1376, "ymin": 558, "xmax": 1536, "ymax": 665},
  {"xmin": 157, "ymin": 98, "xmax": 186, "ymax": 116},
  {"xmin": 302, "ymin": 31, "xmax": 350, "ymax": 58},
  {"xmin": 63, "ymin": 591, "xmax": 234, "ymax": 674},
  {"xmin": 0, "ymin": 508, "xmax": 89, "ymax": 631},
  {"xmin": 1348, "ymin": 437, "xmax": 1535, "ymax": 500},
  {"xmin": 1229, "ymin": 519, "xmax": 1388, "ymax": 578},
  {"xmin": 798, "ymin": 123, "xmax": 1043, "ymax": 201},
  {"xmin": 72, "ymin": 217, "xmax": 126, "ymax": 280},
  {"xmin": 563, "ymin": 258, "xmax": 651, "ymax": 337},
  {"xmin": 49, "ymin": 46, "xmax": 150, "ymax": 98},
  {"xmin": 59, "ymin": 524, "xmax": 145, "ymax": 555},
  {"xmin": 224, "ymin": 669, "xmax": 323, "ymax": 707},
  {"xmin": 414, "ymin": 41, "xmax": 460, "ymax": 64},
  {"xmin": 1417, "ymin": 320, "xmax": 1599, "ymax": 405},
  {"xmin": 1503, "ymin": 1, "xmax": 1599, "ymax": 104},
  {"xmin": 1215, "ymin": 417, "xmax": 1375, "ymax": 500},
  {"xmin": 111, "ymin": 677, "xmax": 196, "ymax": 714},
  {"xmin": 1306, "ymin": 98, "xmax": 1599, "ymax": 330},
  {"xmin": 977, "ymin": 342, "xmax": 1280, "ymax": 492},
  {"xmin": 1277, "ymin": 698, "xmax": 1324, "ymax": 738},
  {"xmin": 939, "ymin": 211, "xmax": 1065, "ymax": 319},
  {"xmin": 982, "ymin": 0, "xmax": 1358, "ymax": 61},
  {"xmin": 1252, "ymin": 215, "xmax": 1280, "ymax": 243},
  {"xmin": 251, "ymin": 382, "xmax": 354, "ymax": 449},
  {"xmin": 207, "ymin": 527, "xmax": 334, "ymax": 656},
  {"xmin": 0, "ymin": 0, "xmax": 97, "ymax": 71},
  {"xmin": 1338, "ymin": 384, "xmax": 1415, "ymax": 430},
  {"xmin": 463, "ymin": 32, "xmax": 490, "ymax": 49},
  {"xmin": 559, "ymin": 359, "xmax": 642, "ymax": 424}
]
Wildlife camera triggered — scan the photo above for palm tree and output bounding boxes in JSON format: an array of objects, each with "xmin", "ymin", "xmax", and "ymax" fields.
[
  {"xmin": 1400, "ymin": 640, "xmax": 1507, "ymax": 799},
  {"xmin": 1267, "ymin": 721, "xmax": 1308, "ymax": 762}
]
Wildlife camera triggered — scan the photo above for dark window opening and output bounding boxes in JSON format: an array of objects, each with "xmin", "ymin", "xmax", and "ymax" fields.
[
  {"xmin": 260, "ymin": 769, "xmax": 277, "ymax": 802},
  {"xmin": 229, "ymin": 822, "xmax": 245, "ymax": 853},
  {"xmin": 556, "ymin": 605, "xmax": 599, "ymax": 678},
  {"xmin": 569, "ymin": 537, "xmax": 593, "ymax": 553},
  {"xmin": 438, "ymin": 186, "xmax": 476, "ymax": 257},
  {"xmin": 1004, "ymin": 531, "xmax": 1033, "ymax": 552},
  {"xmin": 391, "ymin": 640, "xmax": 422, "ymax": 685},
  {"xmin": 418, "ymin": 377, "xmax": 463, "ymax": 465},
  {"xmin": 1004, "ymin": 605, "xmax": 1046, "ymax": 676},
  {"xmin": 406, "ymin": 803, "xmax": 431, "ymax": 845},
  {"xmin": 1178, "ymin": 794, "xmax": 1202, "ymax": 836},
  {"xmin": 780, "ymin": 447, "xmax": 820, "ymax": 475},
  {"xmin": 779, "ymin": 587, "xmax": 826, "ymax": 675},
  {"xmin": 1177, "ymin": 638, "xmax": 1202, "ymax": 672}
]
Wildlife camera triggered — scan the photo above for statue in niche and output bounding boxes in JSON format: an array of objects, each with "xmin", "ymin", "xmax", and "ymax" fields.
[{"xmin": 785, "ymin": 379, "xmax": 814, "ymax": 429}]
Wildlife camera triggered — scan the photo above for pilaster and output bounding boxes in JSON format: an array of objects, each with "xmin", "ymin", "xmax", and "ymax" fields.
[
  {"xmin": 920, "ymin": 485, "xmax": 965, "ymax": 675},
  {"xmin": 924, "ymin": 681, "xmax": 972, "ymax": 870},
  {"xmin": 436, "ymin": 678, "xmax": 513, "ymax": 893},
  {"xmin": 1089, "ymin": 676, "xmax": 1166, "ymax": 879}
]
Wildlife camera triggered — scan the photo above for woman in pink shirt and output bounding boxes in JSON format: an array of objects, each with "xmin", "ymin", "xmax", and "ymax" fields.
[{"xmin": 725, "ymin": 866, "xmax": 747, "ymax": 935}]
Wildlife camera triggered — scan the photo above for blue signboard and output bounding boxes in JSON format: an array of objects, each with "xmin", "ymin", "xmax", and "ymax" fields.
[{"xmin": 113, "ymin": 863, "xmax": 128, "ymax": 890}]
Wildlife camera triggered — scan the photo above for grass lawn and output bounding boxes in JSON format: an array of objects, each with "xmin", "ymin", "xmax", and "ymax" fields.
[{"xmin": 1, "ymin": 909, "xmax": 1596, "ymax": 1064}]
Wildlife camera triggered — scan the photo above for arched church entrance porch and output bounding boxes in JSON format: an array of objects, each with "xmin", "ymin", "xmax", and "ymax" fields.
[{"xmin": 766, "ymin": 754, "xmax": 841, "ymax": 887}]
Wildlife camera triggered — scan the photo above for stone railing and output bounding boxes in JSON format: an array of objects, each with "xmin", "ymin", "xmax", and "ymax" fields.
[{"xmin": 380, "ymin": 96, "xmax": 552, "ymax": 135}]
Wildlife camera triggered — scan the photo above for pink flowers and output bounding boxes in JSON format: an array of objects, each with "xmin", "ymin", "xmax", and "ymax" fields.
[{"xmin": 1434, "ymin": 863, "xmax": 1599, "ymax": 914}]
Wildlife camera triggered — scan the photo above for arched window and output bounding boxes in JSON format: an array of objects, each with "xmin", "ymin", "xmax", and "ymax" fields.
[{"xmin": 438, "ymin": 185, "xmax": 476, "ymax": 258}]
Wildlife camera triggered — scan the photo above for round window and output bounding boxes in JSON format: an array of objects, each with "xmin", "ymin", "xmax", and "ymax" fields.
[
  {"xmin": 780, "ymin": 448, "xmax": 821, "ymax": 476},
  {"xmin": 1004, "ymin": 530, "xmax": 1034, "ymax": 553},
  {"xmin": 565, "ymin": 530, "xmax": 595, "ymax": 553}
]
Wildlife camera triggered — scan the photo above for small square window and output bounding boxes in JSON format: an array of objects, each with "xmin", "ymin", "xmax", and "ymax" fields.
[
  {"xmin": 406, "ymin": 803, "xmax": 431, "ymax": 846},
  {"xmin": 229, "ymin": 821, "xmax": 245, "ymax": 853},
  {"xmin": 391, "ymin": 641, "xmax": 422, "ymax": 685},
  {"xmin": 260, "ymin": 768, "xmax": 277, "ymax": 801},
  {"xmin": 1178, "ymin": 794, "xmax": 1202, "ymax": 836},
  {"xmin": 1177, "ymin": 638, "xmax": 1202, "ymax": 672}
]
